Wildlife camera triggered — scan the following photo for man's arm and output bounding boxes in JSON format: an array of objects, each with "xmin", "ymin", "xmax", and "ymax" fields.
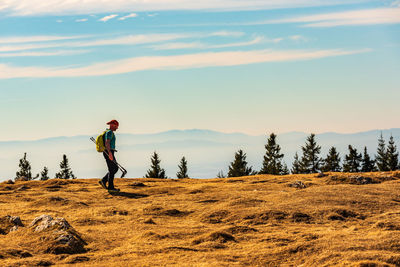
[{"xmin": 105, "ymin": 139, "xmax": 114, "ymax": 161}]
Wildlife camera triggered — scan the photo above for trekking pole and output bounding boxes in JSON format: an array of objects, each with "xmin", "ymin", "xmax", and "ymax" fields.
[{"xmin": 90, "ymin": 137, "xmax": 127, "ymax": 178}]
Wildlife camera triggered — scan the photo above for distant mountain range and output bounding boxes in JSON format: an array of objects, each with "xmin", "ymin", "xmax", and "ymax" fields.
[{"xmin": 1, "ymin": 128, "xmax": 400, "ymax": 181}]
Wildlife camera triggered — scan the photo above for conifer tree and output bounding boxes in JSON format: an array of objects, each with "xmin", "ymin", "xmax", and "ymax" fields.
[
  {"xmin": 259, "ymin": 133, "xmax": 285, "ymax": 175},
  {"xmin": 40, "ymin": 167, "xmax": 50, "ymax": 181},
  {"xmin": 281, "ymin": 163, "xmax": 290, "ymax": 175},
  {"xmin": 376, "ymin": 133, "xmax": 389, "ymax": 171},
  {"xmin": 387, "ymin": 135, "xmax": 399, "ymax": 171},
  {"xmin": 343, "ymin": 145, "xmax": 362, "ymax": 173},
  {"xmin": 321, "ymin": 147, "xmax": 341, "ymax": 172},
  {"xmin": 15, "ymin": 152, "xmax": 33, "ymax": 180},
  {"xmin": 291, "ymin": 152, "xmax": 301, "ymax": 174},
  {"xmin": 361, "ymin": 147, "xmax": 376, "ymax": 172},
  {"xmin": 216, "ymin": 170, "xmax": 226, "ymax": 178},
  {"xmin": 228, "ymin": 150, "xmax": 254, "ymax": 177},
  {"xmin": 300, "ymin": 133, "xmax": 321, "ymax": 173},
  {"xmin": 55, "ymin": 154, "xmax": 76, "ymax": 179},
  {"xmin": 176, "ymin": 156, "xmax": 189, "ymax": 179},
  {"xmin": 145, "ymin": 152, "xmax": 166, "ymax": 178}
]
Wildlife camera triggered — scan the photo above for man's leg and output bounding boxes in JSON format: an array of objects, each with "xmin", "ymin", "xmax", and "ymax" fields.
[
  {"xmin": 101, "ymin": 152, "xmax": 114, "ymax": 189},
  {"xmin": 107, "ymin": 152, "xmax": 119, "ymax": 189}
]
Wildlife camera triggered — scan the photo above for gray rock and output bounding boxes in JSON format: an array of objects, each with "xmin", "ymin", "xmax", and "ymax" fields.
[
  {"xmin": 9, "ymin": 225, "xmax": 19, "ymax": 232},
  {"xmin": 29, "ymin": 215, "xmax": 87, "ymax": 254},
  {"xmin": 29, "ymin": 215, "xmax": 71, "ymax": 232},
  {"xmin": 288, "ymin": 181, "xmax": 306, "ymax": 189},
  {"xmin": 349, "ymin": 176, "xmax": 373, "ymax": 185}
]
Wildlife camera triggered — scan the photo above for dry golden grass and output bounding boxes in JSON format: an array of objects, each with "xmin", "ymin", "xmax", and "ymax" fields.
[{"xmin": 2, "ymin": 172, "xmax": 400, "ymax": 266}]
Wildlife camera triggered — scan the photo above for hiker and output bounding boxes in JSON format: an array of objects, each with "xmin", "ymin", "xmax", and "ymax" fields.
[{"xmin": 99, "ymin": 120, "xmax": 120, "ymax": 192}]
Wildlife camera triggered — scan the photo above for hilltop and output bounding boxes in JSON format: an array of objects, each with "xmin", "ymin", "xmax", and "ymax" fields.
[{"xmin": 2, "ymin": 172, "xmax": 400, "ymax": 266}]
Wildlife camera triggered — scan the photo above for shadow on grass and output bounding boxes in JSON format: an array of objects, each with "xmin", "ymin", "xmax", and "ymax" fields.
[{"xmin": 108, "ymin": 191, "xmax": 149, "ymax": 199}]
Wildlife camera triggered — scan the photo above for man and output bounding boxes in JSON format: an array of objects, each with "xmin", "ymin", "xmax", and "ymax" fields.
[{"xmin": 99, "ymin": 119, "xmax": 120, "ymax": 192}]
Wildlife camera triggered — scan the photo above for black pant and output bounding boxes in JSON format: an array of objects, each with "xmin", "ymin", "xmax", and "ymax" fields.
[{"xmin": 102, "ymin": 150, "xmax": 118, "ymax": 189}]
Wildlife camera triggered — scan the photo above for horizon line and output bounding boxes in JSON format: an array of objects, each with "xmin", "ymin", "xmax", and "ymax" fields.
[{"xmin": 1, "ymin": 127, "xmax": 400, "ymax": 143}]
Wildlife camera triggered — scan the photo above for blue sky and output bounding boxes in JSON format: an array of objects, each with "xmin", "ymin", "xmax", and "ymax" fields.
[{"xmin": 0, "ymin": 0, "xmax": 399, "ymax": 141}]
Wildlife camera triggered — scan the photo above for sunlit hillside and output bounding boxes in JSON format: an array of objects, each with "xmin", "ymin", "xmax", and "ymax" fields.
[{"xmin": 2, "ymin": 172, "xmax": 400, "ymax": 266}]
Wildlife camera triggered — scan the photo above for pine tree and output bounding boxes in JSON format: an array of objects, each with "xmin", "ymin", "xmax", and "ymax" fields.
[
  {"xmin": 376, "ymin": 133, "xmax": 389, "ymax": 171},
  {"xmin": 343, "ymin": 145, "xmax": 362, "ymax": 173},
  {"xmin": 259, "ymin": 133, "xmax": 285, "ymax": 175},
  {"xmin": 321, "ymin": 147, "xmax": 341, "ymax": 172},
  {"xmin": 387, "ymin": 135, "xmax": 399, "ymax": 171},
  {"xmin": 176, "ymin": 156, "xmax": 189, "ymax": 179},
  {"xmin": 281, "ymin": 163, "xmax": 290, "ymax": 175},
  {"xmin": 361, "ymin": 147, "xmax": 376, "ymax": 172},
  {"xmin": 228, "ymin": 150, "xmax": 254, "ymax": 177},
  {"xmin": 145, "ymin": 152, "xmax": 166, "ymax": 178},
  {"xmin": 15, "ymin": 152, "xmax": 33, "ymax": 181},
  {"xmin": 291, "ymin": 152, "xmax": 301, "ymax": 174},
  {"xmin": 216, "ymin": 170, "xmax": 226, "ymax": 178},
  {"xmin": 40, "ymin": 167, "xmax": 50, "ymax": 181},
  {"xmin": 300, "ymin": 134, "xmax": 321, "ymax": 173},
  {"xmin": 55, "ymin": 154, "xmax": 76, "ymax": 179}
]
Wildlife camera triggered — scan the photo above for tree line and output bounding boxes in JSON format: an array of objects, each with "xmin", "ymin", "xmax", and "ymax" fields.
[
  {"xmin": 15, "ymin": 153, "xmax": 75, "ymax": 181},
  {"xmin": 13, "ymin": 152, "xmax": 188, "ymax": 180},
  {"xmin": 123, "ymin": 132, "xmax": 399, "ymax": 178},
  {"xmin": 13, "ymin": 132, "xmax": 399, "ymax": 180},
  {"xmin": 219, "ymin": 132, "xmax": 399, "ymax": 178}
]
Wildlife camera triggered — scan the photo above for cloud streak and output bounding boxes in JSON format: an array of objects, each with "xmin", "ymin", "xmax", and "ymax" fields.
[
  {"xmin": 150, "ymin": 35, "xmax": 304, "ymax": 50},
  {"xmin": 266, "ymin": 7, "xmax": 400, "ymax": 27},
  {"xmin": 118, "ymin": 13, "xmax": 138, "ymax": 20},
  {"xmin": 0, "ymin": 32, "xmax": 244, "ymax": 52},
  {"xmin": 0, "ymin": 0, "xmax": 369, "ymax": 16},
  {"xmin": 0, "ymin": 50, "xmax": 88, "ymax": 57},
  {"xmin": 151, "ymin": 36, "xmax": 265, "ymax": 50},
  {"xmin": 99, "ymin": 14, "xmax": 118, "ymax": 22},
  {"xmin": 0, "ymin": 35, "xmax": 87, "ymax": 44},
  {"xmin": 0, "ymin": 48, "xmax": 371, "ymax": 79}
]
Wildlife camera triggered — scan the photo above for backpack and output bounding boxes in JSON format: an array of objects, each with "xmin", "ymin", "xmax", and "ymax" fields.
[{"xmin": 95, "ymin": 131, "xmax": 107, "ymax": 152}]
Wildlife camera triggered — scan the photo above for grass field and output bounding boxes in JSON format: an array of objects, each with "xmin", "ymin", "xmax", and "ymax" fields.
[{"xmin": 2, "ymin": 172, "xmax": 400, "ymax": 266}]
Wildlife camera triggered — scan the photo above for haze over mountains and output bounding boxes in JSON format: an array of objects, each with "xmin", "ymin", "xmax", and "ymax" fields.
[{"xmin": 1, "ymin": 129, "xmax": 399, "ymax": 181}]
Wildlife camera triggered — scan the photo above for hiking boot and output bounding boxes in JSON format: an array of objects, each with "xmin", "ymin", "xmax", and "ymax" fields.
[
  {"xmin": 108, "ymin": 188, "xmax": 120, "ymax": 193},
  {"xmin": 99, "ymin": 180, "xmax": 107, "ymax": 190}
]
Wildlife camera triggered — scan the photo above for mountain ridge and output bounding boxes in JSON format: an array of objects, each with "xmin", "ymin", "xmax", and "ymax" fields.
[{"xmin": 1, "ymin": 128, "xmax": 400, "ymax": 180}]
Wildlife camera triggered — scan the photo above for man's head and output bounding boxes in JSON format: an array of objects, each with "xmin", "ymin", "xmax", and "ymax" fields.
[{"xmin": 107, "ymin": 120, "xmax": 119, "ymax": 131}]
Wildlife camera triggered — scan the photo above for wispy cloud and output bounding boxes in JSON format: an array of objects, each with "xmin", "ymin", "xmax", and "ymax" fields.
[
  {"xmin": 99, "ymin": 14, "xmax": 118, "ymax": 22},
  {"xmin": 0, "ymin": 43, "xmax": 62, "ymax": 52},
  {"xmin": 0, "ymin": 32, "xmax": 245, "ymax": 52},
  {"xmin": 209, "ymin": 31, "xmax": 245, "ymax": 38},
  {"xmin": 0, "ymin": 48, "xmax": 371, "ymax": 79},
  {"xmin": 266, "ymin": 7, "xmax": 400, "ymax": 27},
  {"xmin": 73, "ymin": 33, "xmax": 190, "ymax": 47},
  {"xmin": 0, "ymin": 0, "xmax": 369, "ymax": 16},
  {"xmin": 211, "ymin": 36, "xmax": 266, "ymax": 48},
  {"xmin": 150, "ymin": 35, "xmax": 299, "ymax": 50},
  {"xmin": 76, "ymin": 18, "xmax": 88, "ymax": 22},
  {"xmin": 289, "ymin": 35, "xmax": 308, "ymax": 42},
  {"xmin": 152, "ymin": 36, "xmax": 265, "ymax": 50},
  {"xmin": 0, "ymin": 35, "xmax": 87, "ymax": 44},
  {"xmin": 0, "ymin": 50, "xmax": 88, "ymax": 57},
  {"xmin": 151, "ymin": 42, "xmax": 204, "ymax": 50},
  {"xmin": 0, "ymin": 33, "xmax": 187, "ymax": 52},
  {"xmin": 118, "ymin": 13, "xmax": 138, "ymax": 20}
]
